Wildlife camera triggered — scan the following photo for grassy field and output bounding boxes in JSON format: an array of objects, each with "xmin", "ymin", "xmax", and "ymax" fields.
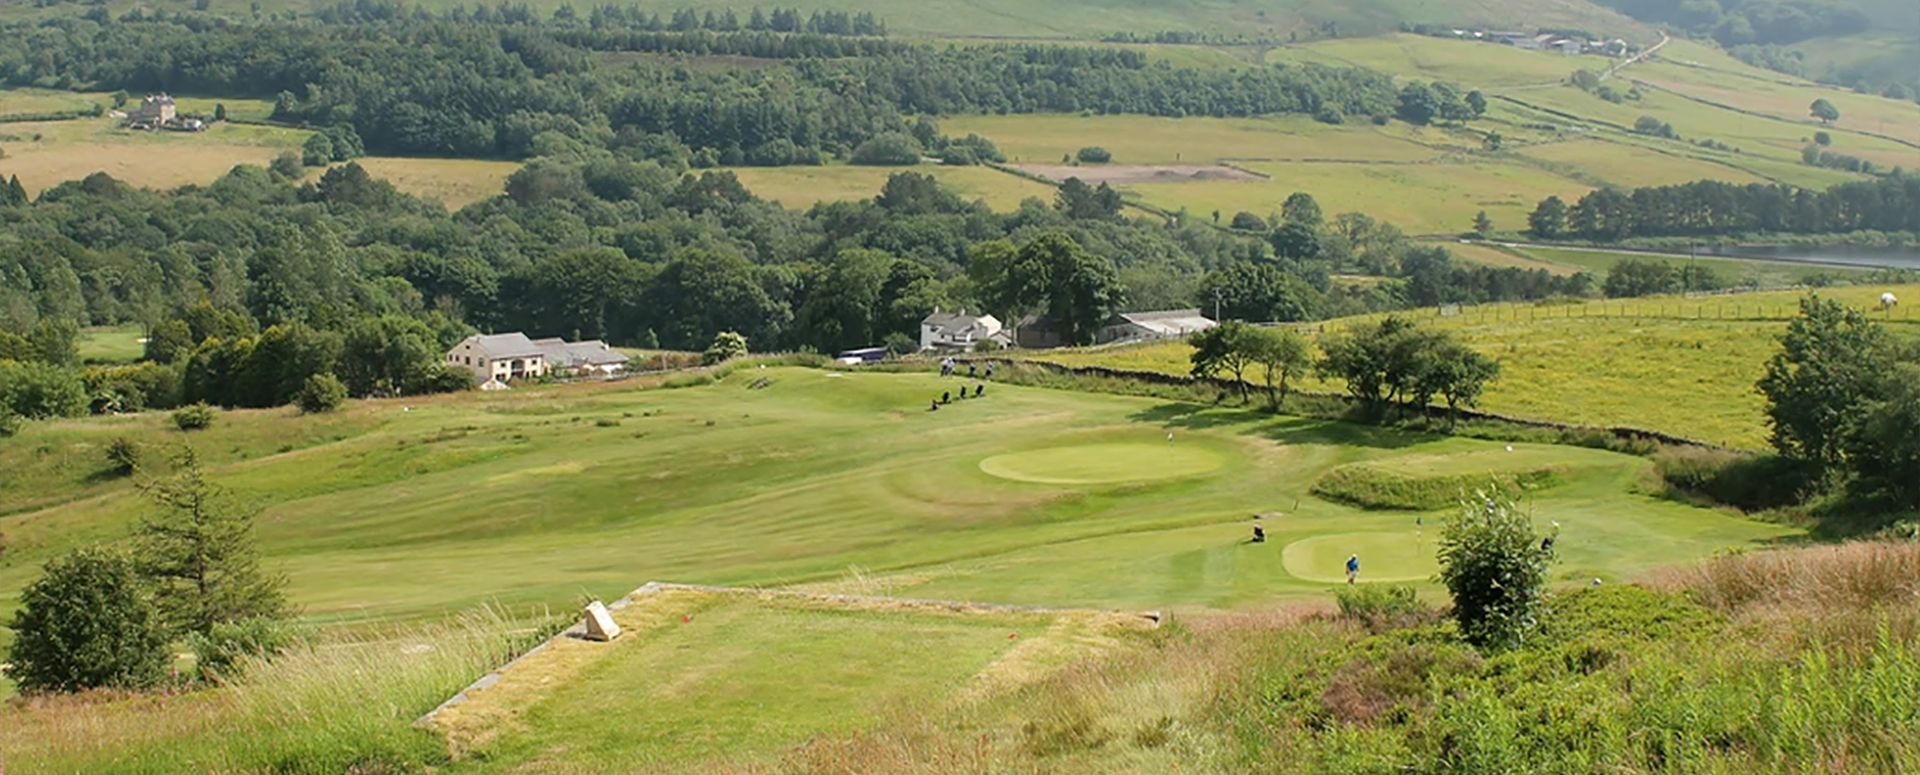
[
  {"xmin": 1271, "ymin": 33, "xmax": 1617, "ymax": 88},
  {"xmin": 723, "ymin": 163, "xmax": 1054, "ymax": 211},
  {"xmin": 0, "ymin": 117, "xmax": 308, "ymax": 195},
  {"xmin": 940, "ymin": 113, "xmax": 1441, "ymax": 165},
  {"xmin": 1640, "ymin": 38, "xmax": 1920, "ymax": 149},
  {"xmin": 1031, "ymin": 284, "xmax": 1920, "ymax": 448},
  {"xmin": 1508, "ymin": 245, "xmax": 1876, "ymax": 287},
  {"xmin": 311, "ymin": 157, "xmax": 522, "ymax": 210},
  {"xmin": 75, "ymin": 324, "xmax": 146, "ymax": 364},
  {"xmin": 1518, "ymin": 137, "xmax": 1768, "ymax": 188}
]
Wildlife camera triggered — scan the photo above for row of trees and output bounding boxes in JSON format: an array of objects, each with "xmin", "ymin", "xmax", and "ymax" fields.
[
  {"xmin": 1525, "ymin": 174, "xmax": 1920, "ymax": 240},
  {"xmin": 1190, "ymin": 317, "xmax": 1502, "ymax": 427}
]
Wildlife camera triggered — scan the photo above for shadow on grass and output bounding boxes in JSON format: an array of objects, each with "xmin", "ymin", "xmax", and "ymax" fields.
[{"xmin": 1127, "ymin": 402, "xmax": 1436, "ymax": 451}]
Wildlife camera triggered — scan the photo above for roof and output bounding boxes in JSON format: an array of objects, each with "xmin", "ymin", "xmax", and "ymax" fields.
[
  {"xmin": 922, "ymin": 308, "xmax": 996, "ymax": 330},
  {"xmin": 533, "ymin": 338, "xmax": 631, "ymax": 368},
  {"xmin": 1113, "ymin": 308, "xmax": 1209, "ymax": 324},
  {"xmin": 464, "ymin": 333, "xmax": 545, "ymax": 360},
  {"xmin": 1106, "ymin": 310, "xmax": 1216, "ymax": 338}
]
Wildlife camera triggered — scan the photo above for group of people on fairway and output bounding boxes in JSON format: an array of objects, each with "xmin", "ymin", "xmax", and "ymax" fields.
[{"xmin": 930, "ymin": 357, "xmax": 993, "ymax": 412}]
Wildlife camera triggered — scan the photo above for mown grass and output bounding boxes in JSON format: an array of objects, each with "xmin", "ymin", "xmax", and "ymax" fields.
[
  {"xmin": 0, "ymin": 117, "xmax": 308, "ymax": 195},
  {"xmin": 1026, "ymin": 284, "xmax": 1920, "ymax": 448},
  {"xmin": 76, "ymin": 324, "xmax": 146, "ymax": 364}
]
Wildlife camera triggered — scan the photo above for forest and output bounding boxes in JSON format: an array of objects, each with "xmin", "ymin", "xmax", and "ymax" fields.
[
  {"xmin": 1591, "ymin": 0, "xmax": 1872, "ymax": 46},
  {"xmin": 0, "ymin": 12, "xmax": 1406, "ymax": 161}
]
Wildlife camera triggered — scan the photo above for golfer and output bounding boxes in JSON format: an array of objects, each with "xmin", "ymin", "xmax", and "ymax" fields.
[{"xmin": 1345, "ymin": 554, "xmax": 1360, "ymax": 585}]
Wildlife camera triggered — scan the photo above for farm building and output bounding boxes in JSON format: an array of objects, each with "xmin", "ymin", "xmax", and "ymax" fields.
[
  {"xmin": 1096, "ymin": 309, "xmax": 1217, "ymax": 344},
  {"xmin": 532, "ymin": 338, "xmax": 630, "ymax": 378},
  {"xmin": 126, "ymin": 94, "xmax": 176, "ymax": 127},
  {"xmin": 920, "ymin": 308, "xmax": 1009, "ymax": 351},
  {"xmin": 446, "ymin": 333, "xmax": 550, "ymax": 386}
]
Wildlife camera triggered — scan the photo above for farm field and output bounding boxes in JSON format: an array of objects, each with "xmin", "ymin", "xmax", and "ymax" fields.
[
  {"xmin": 1637, "ymin": 38, "xmax": 1920, "ymax": 149},
  {"xmin": 312, "ymin": 157, "xmax": 523, "ymax": 210},
  {"xmin": 0, "ymin": 117, "xmax": 308, "ymax": 196},
  {"xmin": 723, "ymin": 163, "xmax": 1054, "ymax": 211},
  {"xmin": 939, "ymin": 114, "xmax": 1443, "ymax": 166},
  {"xmin": 1509, "ymin": 245, "xmax": 1875, "ymax": 287},
  {"xmin": 1517, "ymin": 137, "xmax": 1767, "ymax": 188},
  {"xmin": 1030, "ymin": 284, "xmax": 1920, "ymax": 448},
  {"xmin": 1271, "ymin": 33, "xmax": 1618, "ymax": 88}
]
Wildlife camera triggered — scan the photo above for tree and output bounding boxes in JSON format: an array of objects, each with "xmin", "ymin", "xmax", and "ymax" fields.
[
  {"xmin": 1528, "ymin": 196, "xmax": 1569, "ymax": 239},
  {"xmin": 1813, "ymin": 131, "xmax": 1832, "ymax": 146},
  {"xmin": 795, "ymin": 248, "xmax": 894, "ymax": 352},
  {"xmin": 1281, "ymin": 191, "xmax": 1324, "ymax": 227},
  {"xmin": 1195, "ymin": 262, "xmax": 1316, "ymax": 323},
  {"xmin": 1269, "ymin": 222, "xmax": 1322, "ymax": 262},
  {"xmin": 1075, "ymin": 146, "xmax": 1113, "ymax": 164},
  {"xmin": 1473, "ymin": 210, "xmax": 1493, "ymax": 237},
  {"xmin": 1248, "ymin": 326, "xmax": 1312, "ymax": 410},
  {"xmin": 294, "ymin": 373, "xmax": 347, "ymax": 414},
  {"xmin": 1810, "ymin": 98, "xmax": 1840, "ymax": 125},
  {"xmin": 1055, "ymin": 177, "xmax": 1123, "ymax": 220},
  {"xmin": 703, "ymin": 331, "xmax": 748, "ymax": 364},
  {"xmin": 1756, "ymin": 294, "xmax": 1887, "ymax": 477},
  {"xmin": 337, "ymin": 315, "xmax": 436, "ymax": 396},
  {"xmin": 269, "ymin": 152, "xmax": 303, "ymax": 180},
  {"xmin": 1466, "ymin": 89, "xmax": 1488, "ymax": 117},
  {"xmin": 1419, "ymin": 341, "xmax": 1501, "ymax": 429},
  {"xmin": 213, "ymin": 103, "xmax": 228, "ymax": 121},
  {"xmin": 1845, "ymin": 362, "xmax": 1920, "ymax": 510},
  {"xmin": 1395, "ymin": 81, "xmax": 1438, "ymax": 125},
  {"xmin": 1228, "ymin": 211, "xmax": 1269, "ymax": 231},
  {"xmin": 134, "ymin": 447, "xmax": 287, "ymax": 636},
  {"xmin": 1023, "ymin": 232, "xmax": 1122, "ymax": 346},
  {"xmin": 6, "ymin": 547, "xmax": 170, "ymax": 694},
  {"xmin": 1437, "ymin": 489, "xmax": 1557, "ymax": 651},
  {"xmin": 0, "ymin": 360, "xmax": 88, "ymax": 419},
  {"xmin": 301, "ymin": 133, "xmax": 334, "ymax": 167},
  {"xmin": 1189, "ymin": 321, "xmax": 1260, "ymax": 403},
  {"xmin": 1604, "ymin": 258, "xmax": 1679, "ymax": 298}
]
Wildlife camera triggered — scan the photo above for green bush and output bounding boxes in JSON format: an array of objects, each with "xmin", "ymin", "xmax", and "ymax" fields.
[
  {"xmin": 172, "ymin": 402, "xmax": 216, "ymax": 431},
  {"xmin": 1335, "ymin": 584, "xmax": 1423, "ymax": 619},
  {"xmin": 403, "ymin": 361, "xmax": 475, "ymax": 395},
  {"xmin": 0, "ymin": 410, "xmax": 20, "ymax": 438},
  {"xmin": 1652, "ymin": 446, "xmax": 1812, "ymax": 511},
  {"xmin": 6, "ymin": 547, "xmax": 170, "ymax": 694},
  {"xmin": 702, "ymin": 331, "xmax": 749, "ymax": 365},
  {"xmin": 185, "ymin": 616, "xmax": 300, "ymax": 683},
  {"xmin": 1438, "ymin": 489, "xmax": 1557, "ymax": 650},
  {"xmin": 849, "ymin": 132, "xmax": 922, "ymax": 165},
  {"xmin": 1311, "ymin": 464, "xmax": 1561, "ymax": 511},
  {"xmin": 0, "ymin": 359, "xmax": 88, "ymax": 419},
  {"xmin": 294, "ymin": 373, "xmax": 348, "ymax": 414},
  {"xmin": 105, "ymin": 436, "xmax": 140, "ymax": 476},
  {"xmin": 1075, "ymin": 146, "xmax": 1113, "ymax": 164}
]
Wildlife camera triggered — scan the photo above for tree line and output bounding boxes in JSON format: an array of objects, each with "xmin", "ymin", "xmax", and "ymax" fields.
[
  {"xmin": 1526, "ymin": 174, "xmax": 1920, "ymax": 241},
  {"xmin": 0, "ymin": 16, "xmax": 1418, "ymax": 163}
]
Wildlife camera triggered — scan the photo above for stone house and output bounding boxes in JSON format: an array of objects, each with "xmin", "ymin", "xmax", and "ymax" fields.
[
  {"xmin": 445, "ymin": 333, "xmax": 551, "ymax": 386},
  {"xmin": 920, "ymin": 308, "xmax": 1008, "ymax": 351},
  {"xmin": 125, "ymin": 94, "xmax": 176, "ymax": 128}
]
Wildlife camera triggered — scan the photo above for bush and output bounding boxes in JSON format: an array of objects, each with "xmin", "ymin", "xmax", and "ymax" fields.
[
  {"xmin": 702, "ymin": 331, "xmax": 749, "ymax": 365},
  {"xmin": 1075, "ymin": 146, "xmax": 1113, "ymax": 164},
  {"xmin": 185, "ymin": 616, "xmax": 299, "ymax": 683},
  {"xmin": 294, "ymin": 373, "xmax": 348, "ymax": 414},
  {"xmin": 1651, "ymin": 446, "xmax": 1811, "ymax": 511},
  {"xmin": 1311, "ymin": 464, "xmax": 1561, "ymax": 511},
  {"xmin": 172, "ymin": 402, "xmax": 216, "ymax": 431},
  {"xmin": 849, "ymin": 132, "xmax": 922, "ymax": 165},
  {"xmin": 1334, "ymin": 584, "xmax": 1432, "ymax": 631},
  {"xmin": 0, "ymin": 410, "xmax": 20, "ymax": 438},
  {"xmin": 404, "ymin": 362, "xmax": 476, "ymax": 395},
  {"xmin": 6, "ymin": 547, "xmax": 170, "ymax": 694},
  {"xmin": 105, "ymin": 436, "xmax": 140, "ymax": 476},
  {"xmin": 1438, "ymin": 489, "xmax": 1557, "ymax": 650},
  {"xmin": 0, "ymin": 359, "xmax": 88, "ymax": 419}
]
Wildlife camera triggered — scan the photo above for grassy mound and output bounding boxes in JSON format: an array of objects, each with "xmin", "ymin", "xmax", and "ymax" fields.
[
  {"xmin": 977, "ymin": 442, "xmax": 1225, "ymax": 485},
  {"xmin": 1310, "ymin": 461, "xmax": 1562, "ymax": 511}
]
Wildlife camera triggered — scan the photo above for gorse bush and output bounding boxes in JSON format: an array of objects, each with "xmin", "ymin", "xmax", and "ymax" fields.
[{"xmin": 1437, "ymin": 488, "xmax": 1557, "ymax": 650}]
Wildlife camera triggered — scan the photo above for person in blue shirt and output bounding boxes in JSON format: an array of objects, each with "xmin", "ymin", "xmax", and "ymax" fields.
[{"xmin": 1345, "ymin": 554, "xmax": 1360, "ymax": 585}]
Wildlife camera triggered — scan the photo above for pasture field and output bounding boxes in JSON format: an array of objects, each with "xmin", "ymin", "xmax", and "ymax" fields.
[
  {"xmin": 1030, "ymin": 284, "xmax": 1920, "ymax": 448},
  {"xmin": 723, "ymin": 163, "xmax": 1053, "ymax": 211},
  {"xmin": 312, "ymin": 157, "xmax": 523, "ymax": 210},
  {"xmin": 1510, "ymin": 245, "xmax": 1876, "ymax": 288},
  {"xmin": 0, "ymin": 117, "xmax": 308, "ymax": 195},
  {"xmin": 1273, "ymin": 33, "xmax": 1618, "ymax": 89},
  {"xmin": 75, "ymin": 324, "xmax": 147, "ymax": 364},
  {"xmin": 0, "ymin": 87, "xmax": 102, "ymax": 116},
  {"xmin": 1639, "ymin": 38, "xmax": 1920, "ymax": 149},
  {"xmin": 1518, "ymin": 137, "xmax": 1767, "ymax": 188},
  {"xmin": 938, "ymin": 113, "xmax": 1442, "ymax": 165}
]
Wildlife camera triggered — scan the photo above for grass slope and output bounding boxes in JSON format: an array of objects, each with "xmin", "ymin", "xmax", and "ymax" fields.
[
  {"xmin": 0, "ymin": 116, "xmax": 307, "ymax": 196},
  {"xmin": 1030, "ymin": 284, "xmax": 1920, "ymax": 448},
  {"xmin": 0, "ymin": 367, "xmax": 1790, "ymax": 660}
]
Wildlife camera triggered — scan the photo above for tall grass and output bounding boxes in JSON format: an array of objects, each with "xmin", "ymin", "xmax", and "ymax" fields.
[
  {"xmin": 0, "ymin": 606, "xmax": 556, "ymax": 774},
  {"xmin": 1661, "ymin": 540, "xmax": 1920, "ymax": 614}
]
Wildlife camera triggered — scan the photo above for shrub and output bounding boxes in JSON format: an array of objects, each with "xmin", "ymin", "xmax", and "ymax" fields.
[
  {"xmin": 702, "ymin": 331, "xmax": 749, "ymax": 365},
  {"xmin": 105, "ymin": 436, "xmax": 140, "ymax": 476},
  {"xmin": 6, "ymin": 547, "xmax": 170, "ymax": 693},
  {"xmin": 405, "ymin": 362, "xmax": 476, "ymax": 395},
  {"xmin": 1075, "ymin": 146, "xmax": 1112, "ymax": 164},
  {"xmin": 185, "ymin": 615, "xmax": 299, "ymax": 683},
  {"xmin": 1334, "ymin": 584, "xmax": 1432, "ymax": 630},
  {"xmin": 849, "ymin": 132, "xmax": 922, "ymax": 165},
  {"xmin": 1651, "ymin": 446, "xmax": 1811, "ymax": 511},
  {"xmin": 172, "ymin": 402, "xmax": 216, "ymax": 431},
  {"xmin": 1311, "ymin": 464, "xmax": 1561, "ymax": 511},
  {"xmin": 294, "ymin": 373, "xmax": 348, "ymax": 414},
  {"xmin": 1438, "ymin": 489, "xmax": 1557, "ymax": 650},
  {"xmin": 0, "ymin": 359, "xmax": 88, "ymax": 419},
  {"xmin": 0, "ymin": 410, "xmax": 20, "ymax": 438}
]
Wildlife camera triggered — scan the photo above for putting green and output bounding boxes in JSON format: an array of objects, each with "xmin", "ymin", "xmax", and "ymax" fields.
[
  {"xmin": 978, "ymin": 442, "xmax": 1225, "ymax": 485},
  {"xmin": 1282, "ymin": 531, "xmax": 1440, "ymax": 584}
]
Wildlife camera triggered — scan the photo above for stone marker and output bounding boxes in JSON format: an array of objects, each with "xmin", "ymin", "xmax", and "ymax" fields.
[{"xmin": 583, "ymin": 600, "xmax": 622, "ymax": 642}]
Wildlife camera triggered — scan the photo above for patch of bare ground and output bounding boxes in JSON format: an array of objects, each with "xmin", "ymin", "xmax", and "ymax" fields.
[{"xmin": 1012, "ymin": 164, "xmax": 1264, "ymax": 185}]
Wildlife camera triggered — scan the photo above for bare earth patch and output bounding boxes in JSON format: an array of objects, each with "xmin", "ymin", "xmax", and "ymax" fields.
[{"xmin": 1012, "ymin": 164, "xmax": 1265, "ymax": 185}]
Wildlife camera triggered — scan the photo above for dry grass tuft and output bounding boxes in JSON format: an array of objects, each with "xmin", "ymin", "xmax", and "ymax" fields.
[{"xmin": 1660, "ymin": 540, "xmax": 1920, "ymax": 614}]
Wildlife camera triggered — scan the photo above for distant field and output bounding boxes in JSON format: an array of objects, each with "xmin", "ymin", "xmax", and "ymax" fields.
[
  {"xmin": 939, "ymin": 114, "xmax": 1441, "ymax": 165},
  {"xmin": 1030, "ymin": 284, "xmax": 1920, "ymax": 448},
  {"xmin": 1275, "ymin": 33, "xmax": 1618, "ymax": 88},
  {"xmin": 1519, "ymin": 138, "xmax": 1767, "ymax": 188},
  {"xmin": 0, "ymin": 87, "xmax": 102, "ymax": 116},
  {"xmin": 0, "ymin": 117, "xmax": 308, "ymax": 195},
  {"xmin": 1642, "ymin": 38, "xmax": 1920, "ymax": 149},
  {"xmin": 725, "ymin": 163, "xmax": 1054, "ymax": 210},
  {"xmin": 76, "ymin": 325, "xmax": 146, "ymax": 364},
  {"xmin": 312, "ymin": 157, "xmax": 521, "ymax": 210},
  {"xmin": 1510, "ymin": 246, "xmax": 1875, "ymax": 288}
]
